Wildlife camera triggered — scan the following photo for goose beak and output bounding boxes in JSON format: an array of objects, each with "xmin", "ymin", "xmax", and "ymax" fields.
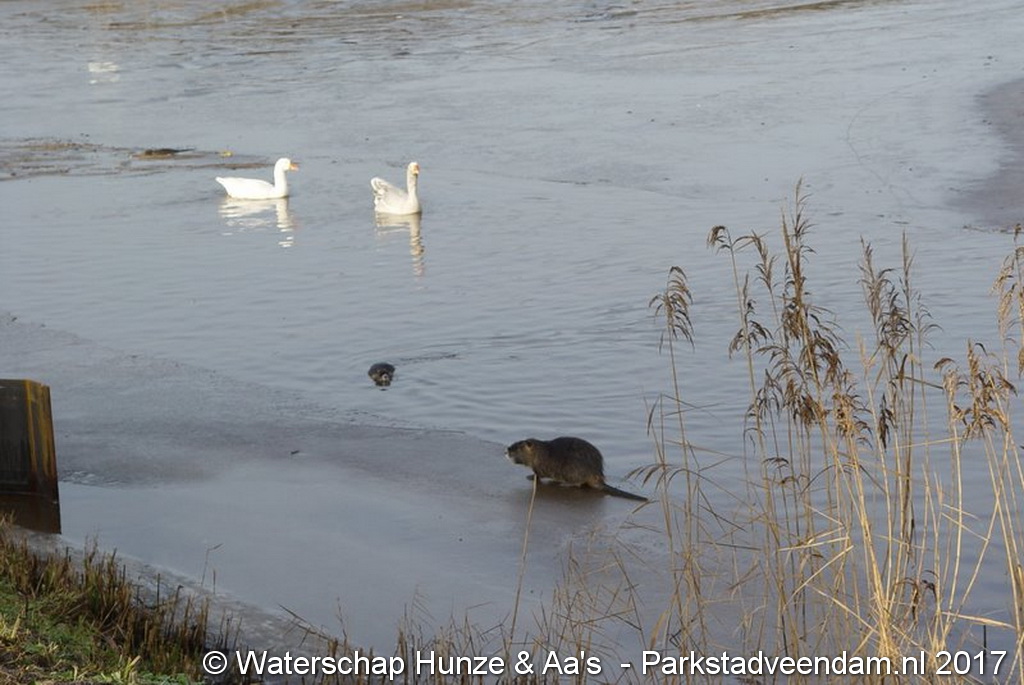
[
  {"xmin": 411, "ymin": 162, "xmax": 420, "ymax": 176},
  {"xmin": 289, "ymin": 161, "xmax": 300, "ymax": 171}
]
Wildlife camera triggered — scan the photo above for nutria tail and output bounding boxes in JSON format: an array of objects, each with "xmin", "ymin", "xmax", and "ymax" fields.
[{"xmin": 600, "ymin": 483, "xmax": 648, "ymax": 502}]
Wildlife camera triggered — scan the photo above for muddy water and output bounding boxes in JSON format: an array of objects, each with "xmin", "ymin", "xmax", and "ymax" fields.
[{"xmin": 2, "ymin": 0, "xmax": 1024, "ymax": 655}]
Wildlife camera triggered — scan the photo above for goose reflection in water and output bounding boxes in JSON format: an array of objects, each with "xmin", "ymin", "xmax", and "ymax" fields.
[
  {"xmin": 375, "ymin": 212, "xmax": 425, "ymax": 278},
  {"xmin": 218, "ymin": 198, "xmax": 297, "ymax": 248}
]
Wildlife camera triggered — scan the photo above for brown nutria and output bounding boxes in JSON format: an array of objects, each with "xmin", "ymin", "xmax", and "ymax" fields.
[
  {"xmin": 505, "ymin": 436, "xmax": 647, "ymax": 502},
  {"xmin": 368, "ymin": 362, "xmax": 395, "ymax": 387}
]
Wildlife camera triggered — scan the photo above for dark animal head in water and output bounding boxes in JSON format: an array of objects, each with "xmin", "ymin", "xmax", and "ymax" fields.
[{"xmin": 368, "ymin": 362, "xmax": 395, "ymax": 387}]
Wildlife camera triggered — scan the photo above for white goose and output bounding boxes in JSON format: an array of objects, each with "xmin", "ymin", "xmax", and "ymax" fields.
[
  {"xmin": 216, "ymin": 158, "xmax": 298, "ymax": 200},
  {"xmin": 371, "ymin": 161, "xmax": 421, "ymax": 215}
]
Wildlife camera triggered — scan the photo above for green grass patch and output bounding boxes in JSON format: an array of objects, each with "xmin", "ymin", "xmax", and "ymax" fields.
[{"xmin": 0, "ymin": 521, "xmax": 233, "ymax": 684}]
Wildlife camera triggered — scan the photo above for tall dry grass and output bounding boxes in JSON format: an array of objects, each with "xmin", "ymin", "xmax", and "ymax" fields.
[
  {"xmin": 628, "ymin": 184, "xmax": 1024, "ymax": 683},
  {"xmin": 0, "ymin": 522, "xmax": 239, "ymax": 680}
]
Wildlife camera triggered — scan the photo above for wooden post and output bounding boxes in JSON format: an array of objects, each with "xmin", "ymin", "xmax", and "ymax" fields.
[{"xmin": 0, "ymin": 379, "xmax": 60, "ymax": 533}]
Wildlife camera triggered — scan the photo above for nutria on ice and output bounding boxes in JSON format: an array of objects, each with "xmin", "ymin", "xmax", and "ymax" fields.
[
  {"xmin": 505, "ymin": 436, "xmax": 647, "ymax": 502},
  {"xmin": 368, "ymin": 362, "xmax": 396, "ymax": 387}
]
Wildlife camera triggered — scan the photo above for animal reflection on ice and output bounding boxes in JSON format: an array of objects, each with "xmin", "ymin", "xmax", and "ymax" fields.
[
  {"xmin": 218, "ymin": 198, "xmax": 297, "ymax": 248},
  {"xmin": 375, "ymin": 212, "xmax": 424, "ymax": 278}
]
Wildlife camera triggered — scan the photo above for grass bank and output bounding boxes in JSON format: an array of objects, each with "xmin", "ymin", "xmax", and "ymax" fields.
[{"xmin": 0, "ymin": 522, "xmax": 233, "ymax": 684}]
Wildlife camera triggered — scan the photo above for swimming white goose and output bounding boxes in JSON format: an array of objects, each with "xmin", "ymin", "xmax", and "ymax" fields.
[
  {"xmin": 216, "ymin": 158, "xmax": 298, "ymax": 200},
  {"xmin": 371, "ymin": 161, "xmax": 421, "ymax": 215}
]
